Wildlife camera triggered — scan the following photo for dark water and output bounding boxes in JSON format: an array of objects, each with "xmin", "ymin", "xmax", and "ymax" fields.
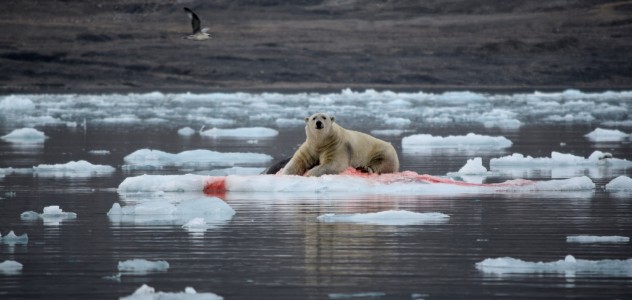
[{"xmin": 1, "ymin": 92, "xmax": 632, "ymax": 299}]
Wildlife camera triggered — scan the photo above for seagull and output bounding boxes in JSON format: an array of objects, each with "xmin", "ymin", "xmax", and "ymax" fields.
[{"xmin": 183, "ymin": 7, "xmax": 211, "ymax": 41}]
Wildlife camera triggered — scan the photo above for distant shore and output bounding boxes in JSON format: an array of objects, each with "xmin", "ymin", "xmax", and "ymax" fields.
[{"xmin": 2, "ymin": 1, "xmax": 631, "ymax": 94}]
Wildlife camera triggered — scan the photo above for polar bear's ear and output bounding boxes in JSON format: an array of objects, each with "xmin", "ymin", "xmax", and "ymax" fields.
[
  {"xmin": 331, "ymin": 115, "xmax": 335, "ymax": 123},
  {"xmin": 304, "ymin": 117, "xmax": 309, "ymax": 123}
]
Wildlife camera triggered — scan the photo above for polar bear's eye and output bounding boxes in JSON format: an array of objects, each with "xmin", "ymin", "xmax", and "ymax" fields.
[
  {"xmin": 312, "ymin": 117, "xmax": 316, "ymax": 120},
  {"xmin": 323, "ymin": 117, "xmax": 327, "ymax": 120}
]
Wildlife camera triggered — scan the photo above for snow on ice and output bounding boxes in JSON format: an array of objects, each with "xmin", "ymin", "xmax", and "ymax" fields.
[
  {"xmin": 0, "ymin": 128, "xmax": 48, "ymax": 143},
  {"xmin": 123, "ymin": 149, "xmax": 272, "ymax": 169},
  {"xmin": 182, "ymin": 218, "xmax": 209, "ymax": 233},
  {"xmin": 120, "ymin": 284, "xmax": 223, "ymax": 300},
  {"xmin": 476, "ymin": 255, "xmax": 632, "ymax": 277},
  {"xmin": 118, "ymin": 259, "xmax": 170, "ymax": 274},
  {"xmin": 317, "ymin": 210, "xmax": 449, "ymax": 225},
  {"xmin": 566, "ymin": 235, "xmax": 629, "ymax": 243}
]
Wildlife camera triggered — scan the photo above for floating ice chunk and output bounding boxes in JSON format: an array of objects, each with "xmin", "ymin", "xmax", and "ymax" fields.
[
  {"xmin": 89, "ymin": 150, "xmax": 111, "ymax": 155},
  {"xmin": 402, "ymin": 133, "xmax": 512, "ymax": 149},
  {"xmin": 118, "ymin": 174, "xmax": 208, "ymax": 192},
  {"xmin": 490, "ymin": 151, "xmax": 632, "ymax": 168},
  {"xmin": 328, "ymin": 292, "xmax": 387, "ymax": 299},
  {"xmin": 605, "ymin": 175, "xmax": 632, "ymax": 190},
  {"xmin": 1, "ymin": 128, "xmax": 48, "ymax": 143},
  {"xmin": 0, "ymin": 231, "xmax": 28, "ymax": 245},
  {"xmin": 457, "ymin": 157, "xmax": 488, "ymax": 175},
  {"xmin": 98, "ymin": 114, "xmax": 142, "ymax": 124},
  {"xmin": 107, "ymin": 197, "xmax": 235, "ymax": 226},
  {"xmin": 200, "ymin": 127, "xmax": 278, "ymax": 138},
  {"xmin": 118, "ymin": 259, "xmax": 170, "ymax": 274},
  {"xmin": 178, "ymin": 127, "xmax": 196, "ymax": 136},
  {"xmin": 370, "ymin": 129, "xmax": 405, "ymax": 136},
  {"xmin": 602, "ymin": 120, "xmax": 632, "ymax": 127},
  {"xmin": 182, "ymin": 218, "xmax": 209, "ymax": 232},
  {"xmin": 544, "ymin": 112, "xmax": 594, "ymax": 123},
  {"xmin": 123, "ymin": 149, "xmax": 272, "ymax": 169},
  {"xmin": 21, "ymin": 205, "xmax": 77, "ymax": 225},
  {"xmin": 584, "ymin": 128, "xmax": 629, "ymax": 142},
  {"xmin": 0, "ymin": 95, "xmax": 35, "ymax": 111},
  {"xmin": 476, "ymin": 255, "xmax": 632, "ymax": 277},
  {"xmin": 317, "ymin": 210, "xmax": 449, "ymax": 226},
  {"xmin": 383, "ymin": 117, "xmax": 411, "ymax": 128},
  {"xmin": 120, "ymin": 284, "xmax": 223, "ymax": 300},
  {"xmin": 566, "ymin": 235, "xmax": 629, "ymax": 243},
  {"xmin": 33, "ymin": 160, "xmax": 115, "ymax": 177},
  {"xmin": 0, "ymin": 260, "xmax": 23, "ymax": 275}
]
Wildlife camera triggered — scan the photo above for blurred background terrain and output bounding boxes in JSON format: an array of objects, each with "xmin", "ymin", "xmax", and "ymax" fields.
[{"xmin": 1, "ymin": 0, "xmax": 631, "ymax": 93}]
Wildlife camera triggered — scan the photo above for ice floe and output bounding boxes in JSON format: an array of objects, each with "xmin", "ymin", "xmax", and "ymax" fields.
[
  {"xmin": 328, "ymin": 292, "xmax": 387, "ymax": 299},
  {"xmin": 120, "ymin": 284, "xmax": 223, "ymax": 300},
  {"xmin": 21, "ymin": 205, "xmax": 77, "ymax": 226},
  {"xmin": 182, "ymin": 218, "xmax": 209, "ymax": 233},
  {"xmin": 605, "ymin": 175, "xmax": 632, "ymax": 190},
  {"xmin": 200, "ymin": 127, "xmax": 278, "ymax": 138},
  {"xmin": 490, "ymin": 151, "xmax": 632, "ymax": 179},
  {"xmin": 0, "ymin": 260, "xmax": 23, "ymax": 275},
  {"xmin": 476, "ymin": 255, "xmax": 632, "ymax": 277},
  {"xmin": 107, "ymin": 197, "xmax": 235, "ymax": 226},
  {"xmin": 1, "ymin": 128, "xmax": 48, "ymax": 143},
  {"xmin": 317, "ymin": 210, "xmax": 450, "ymax": 225},
  {"xmin": 123, "ymin": 149, "xmax": 272, "ymax": 170},
  {"xmin": 177, "ymin": 127, "xmax": 196, "ymax": 136},
  {"xmin": 402, "ymin": 133, "xmax": 512, "ymax": 154},
  {"xmin": 198, "ymin": 167, "xmax": 265, "ymax": 176},
  {"xmin": 457, "ymin": 157, "xmax": 488, "ymax": 175},
  {"xmin": 566, "ymin": 235, "xmax": 629, "ymax": 243},
  {"xmin": 118, "ymin": 259, "xmax": 169, "ymax": 274},
  {"xmin": 120, "ymin": 172, "xmax": 595, "ymax": 195},
  {"xmin": 0, "ymin": 231, "xmax": 29, "ymax": 245},
  {"xmin": 0, "ymin": 95, "xmax": 35, "ymax": 111},
  {"xmin": 584, "ymin": 128, "xmax": 630, "ymax": 142},
  {"xmin": 33, "ymin": 160, "xmax": 115, "ymax": 177}
]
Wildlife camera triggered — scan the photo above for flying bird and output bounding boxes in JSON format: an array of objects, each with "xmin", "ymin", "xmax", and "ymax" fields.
[{"xmin": 183, "ymin": 7, "xmax": 211, "ymax": 41}]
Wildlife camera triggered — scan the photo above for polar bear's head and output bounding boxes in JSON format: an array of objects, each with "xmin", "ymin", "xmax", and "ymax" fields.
[{"xmin": 305, "ymin": 112, "xmax": 336, "ymax": 137}]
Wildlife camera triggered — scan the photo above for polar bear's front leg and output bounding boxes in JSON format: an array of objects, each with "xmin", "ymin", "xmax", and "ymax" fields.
[{"xmin": 305, "ymin": 162, "xmax": 346, "ymax": 177}]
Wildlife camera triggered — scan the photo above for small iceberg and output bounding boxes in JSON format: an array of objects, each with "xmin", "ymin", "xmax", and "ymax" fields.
[
  {"xmin": 0, "ymin": 260, "xmax": 23, "ymax": 275},
  {"xmin": 584, "ymin": 128, "xmax": 629, "ymax": 142},
  {"xmin": 605, "ymin": 176, "xmax": 632, "ymax": 190},
  {"xmin": 118, "ymin": 259, "xmax": 170, "ymax": 274},
  {"xmin": 566, "ymin": 235, "xmax": 629, "ymax": 243},
  {"xmin": 107, "ymin": 197, "xmax": 235, "ymax": 226},
  {"xmin": 120, "ymin": 284, "xmax": 223, "ymax": 300},
  {"xmin": 0, "ymin": 231, "xmax": 28, "ymax": 245},
  {"xmin": 21, "ymin": 205, "xmax": 77, "ymax": 226},
  {"xmin": 476, "ymin": 255, "xmax": 632, "ymax": 277},
  {"xmin": 200, "ymin": 127, "xmax": 278, "ymax": 138},
  {"xmin": 33, "ymin": 160, "xmax": 115, "ymax": 177},
  {"xmin": 1, "ymin": 128, "xmax": 48, "ymax": 143},
  {"xmin": 123, "ymin": 149, "xmax": 272, "ymax": 169},
  {"xmin": 317, "ymin": 210, "xmax": 449, "ymax": 226}
]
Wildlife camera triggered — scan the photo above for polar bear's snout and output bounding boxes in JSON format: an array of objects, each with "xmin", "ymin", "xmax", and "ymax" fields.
[{"xmin": 315, "ymin": 120, "xmax": 324, "ymax": 130}]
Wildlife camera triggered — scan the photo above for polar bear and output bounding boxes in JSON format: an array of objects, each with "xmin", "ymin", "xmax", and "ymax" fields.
[{"xmin": 283, "ymin": 112, "xmax": 399, "ymax": 177}]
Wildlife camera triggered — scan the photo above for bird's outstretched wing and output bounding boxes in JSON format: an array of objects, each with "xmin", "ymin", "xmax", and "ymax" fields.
[{"xmin": 184, "ymin": 7, "xmax": 201, "ymax": 34}]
